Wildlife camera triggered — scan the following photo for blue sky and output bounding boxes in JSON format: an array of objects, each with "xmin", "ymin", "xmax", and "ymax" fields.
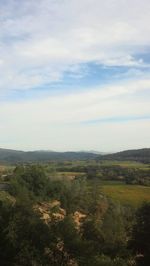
[{"xmin": 0, "ymin": 0, "xmax": 150, "ymax": 151}]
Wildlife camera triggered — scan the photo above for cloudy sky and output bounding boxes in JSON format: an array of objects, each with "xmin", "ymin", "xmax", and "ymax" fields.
[{"xmin": 0, "ymin": 0, "xmax": 150, "ymax": 152}]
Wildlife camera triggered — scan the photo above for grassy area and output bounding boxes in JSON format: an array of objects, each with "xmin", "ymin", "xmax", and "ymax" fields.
[
  {"xmin": 100, "ymin": 160, "xmax": 150, "ymax": 169},
  {"xmin": 102, "ymin": 183, "xmax": 150, "ymax": 207}
]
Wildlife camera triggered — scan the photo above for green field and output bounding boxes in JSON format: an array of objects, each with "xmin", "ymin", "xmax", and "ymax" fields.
[
  {"xmin": 100, "ymin": 160, "xmax": 150, "ymax": 169},
  {"xmin": 101, "ymin": 183, "xmax": 150, "ymax": 207}
]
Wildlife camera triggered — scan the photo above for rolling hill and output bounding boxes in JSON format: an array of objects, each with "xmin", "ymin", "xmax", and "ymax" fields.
[
  {"xmin": 99, "ymin": 148, "xmax": 150, "ymax": 163},
  {"xmin": 0, "ymin": 148, "xmax": 150, "ymax": 164},
  {"xmin": 0, "ymin": 148, "xmax": 98, "ymax": 163}
]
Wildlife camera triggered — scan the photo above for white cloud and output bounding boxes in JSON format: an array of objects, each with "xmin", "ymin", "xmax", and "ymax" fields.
[
  {"xmin": 0, "ymin": 77, "xmax": 150, "ymax": 151},
  {"xmin": 0, "ymin": 0, "xmax": 150, "ymax": 151},
  {"xmin": 1, "ymin": 78, "xmax": 150, "ymax": 123},
  {"xmin": 0, "ymin": 0, "xmax": 150, "ymax": 92}
]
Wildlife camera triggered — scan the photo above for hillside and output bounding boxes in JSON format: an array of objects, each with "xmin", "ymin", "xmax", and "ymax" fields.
[
  {"xmin": 0, "ymin": 148, "xmax": 98, "ymax": 163},
  {"xmin": 0, "ymin": 148, "xmax": 150, "ymax": 164},
  {"xmin": 99, "ymin": 148, "xmax": 150, "ymax": 163}
]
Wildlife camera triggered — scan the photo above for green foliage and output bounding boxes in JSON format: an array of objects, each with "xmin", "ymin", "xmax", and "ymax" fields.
[
  {"xmin": 0, "ymin": 199, "xmax": 52, "ymax": 265},
  {"xmin": 9, "ymin": 165, "xmax": 51, "ymax": 200},
  {"xmin": 130, "ymin": 202, "xmax": 150, "ymax": 266},
  {"xmin": 82, "ymin": 202, "xmax": 128, "ymax": 259},
  {"xmin": 2, "ymin": 163, "xmax": 149, "ymax": 265},
  {"xmin": 80, "ymin": 255, "xmax": 130, "ymax": 266}
]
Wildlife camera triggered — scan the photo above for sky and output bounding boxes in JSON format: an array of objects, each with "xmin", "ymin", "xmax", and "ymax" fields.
[{"xmin": 0, "ymin": 0, "xmax": 150, "ymax": 152}]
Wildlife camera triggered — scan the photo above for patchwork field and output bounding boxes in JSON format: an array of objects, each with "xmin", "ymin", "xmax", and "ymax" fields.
[{"xmin": 101, "ymin": 183, "xmax": 150, "ymax": 207}]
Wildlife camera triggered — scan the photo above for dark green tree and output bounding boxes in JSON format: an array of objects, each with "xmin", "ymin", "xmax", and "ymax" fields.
[{"xmin": 130, "ymin": 202, "xmax": 150, "ymax": 266}]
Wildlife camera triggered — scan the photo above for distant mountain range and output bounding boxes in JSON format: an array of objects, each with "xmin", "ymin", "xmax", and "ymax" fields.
[
  {"xmin": 0, "ymin": 148, "xmax": 149, "ymax": 164},
  {"xmin": 98, "ymin": 148, "xmax": 150, "ymax": 163},
  {"xmin": 0, "ymin": 148, "xmax": 98, "ymax": 163}
]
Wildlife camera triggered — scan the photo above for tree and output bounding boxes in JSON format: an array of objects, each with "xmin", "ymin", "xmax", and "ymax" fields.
[
  {"xmin": 10, "ymin": 165, "xmax": 50, "ymax": 200},
  {"xmin": 0, "ymin": 198, "xmax": 59, "ymax": 266},
  {"xmin": 130, "ymin": 202, "xmax": 150, "ymax": 266}
]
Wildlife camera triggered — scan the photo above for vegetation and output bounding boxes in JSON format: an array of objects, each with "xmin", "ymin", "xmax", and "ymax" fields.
[
  {"xmin": 0, "ymin": 147, "xmax": 150, "ymax": 164},
  {"xmin": 0, "ymin": 148, "xmax": 98, "ymax": 163},
  {"xmin": 0, "ymin": 158, "xmax": 150, "ymax": 265},
  {"xmin": 99, "ymin": 148, "xmax": 150, "ymax": 163},
  {"xmin": 101, "ymin": 183, "xmax": 150, "ymax": 206},
  {"xmin": 129, "ymin": 202, "xmax": 150, "ymax": 266}
]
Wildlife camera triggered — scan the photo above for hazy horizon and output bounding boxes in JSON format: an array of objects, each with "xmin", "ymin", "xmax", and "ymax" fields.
[
  {"xmin": 0, "ymin": 0, "xmax": 150, "ymax": 151},
  {"xmin": 0, "ymin": 146, "xmax": 150, "ymax": 154}
]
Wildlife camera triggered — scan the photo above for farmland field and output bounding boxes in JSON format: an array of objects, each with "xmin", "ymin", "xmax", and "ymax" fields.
[
  {"xmin": 101, "ymin": 182, "xmax": 150, "ymax": 207},
  {"xmin": 99, "ymin": 160, "xmax": 150, "ymax": 168}
]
